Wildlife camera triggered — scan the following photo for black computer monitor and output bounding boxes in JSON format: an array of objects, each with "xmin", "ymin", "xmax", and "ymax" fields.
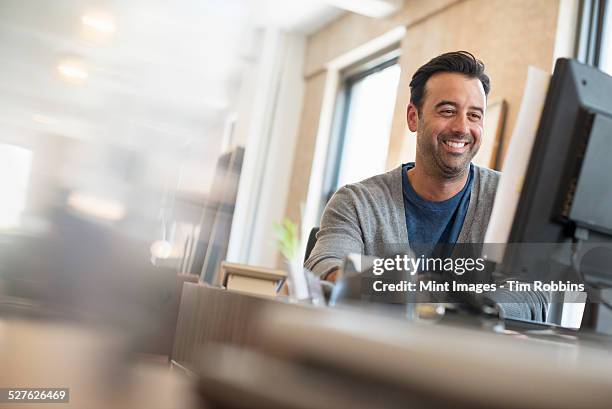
[{"xmin": 501, "ymin": 58, "xmax": 612, "ymax": 330}]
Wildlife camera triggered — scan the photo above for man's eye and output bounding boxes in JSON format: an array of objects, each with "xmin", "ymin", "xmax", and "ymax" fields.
[
  {"xmin": 469, "ymin": 113, "xmax": 482, "ymax": 121},
  {"xmin": 440, "ymin": 109, "xmax": 455, "ymax": 116}
]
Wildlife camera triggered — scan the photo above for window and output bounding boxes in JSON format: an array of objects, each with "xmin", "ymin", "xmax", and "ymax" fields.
[
  {"xmin": 323, "ymin": 52, "xmax": 401, "ymax": 202},
  {"xmin": 600, "ymin": 0, "xmax": 612, "ymax": 73},
  {"xmin": 577, "ymin": 0, "xmax": 611, "ymax": 71},
  {"xmin": 0, "ymin": 144, "xmax": 32, "ymax": 229}
]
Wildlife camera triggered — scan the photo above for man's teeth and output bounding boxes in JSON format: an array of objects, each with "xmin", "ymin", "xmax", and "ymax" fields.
[{"xmin": 445, "ymin": 141, "xmax": 467, "ymax": 148}]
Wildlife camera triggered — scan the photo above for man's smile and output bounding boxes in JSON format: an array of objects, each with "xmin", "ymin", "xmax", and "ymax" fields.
[{"xmin": 440, "ymin": 138, "xmax": 471, "ymax": 154}]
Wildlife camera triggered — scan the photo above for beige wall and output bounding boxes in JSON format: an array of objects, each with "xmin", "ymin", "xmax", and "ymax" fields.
[
  {"xmin": 284, "ymin": 71, "xmax": 327, "ymax": 225},
  {"xmin": 285, "ymin": 0, "xmax": 560, "ymax": 230},
  {"xmin": 387, "ymin": 0, "xmax": 559, "ymax": 170},
  {"xmin": 304, "ymin": 0, "xmax": 459, "ymax": 77}
]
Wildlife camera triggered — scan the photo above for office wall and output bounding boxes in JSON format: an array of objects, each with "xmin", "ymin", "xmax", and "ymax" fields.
[
  {"xmin": 387, "ymin": 0, "xmax": 560, "ymax": 170},
  {"xmin": 303, "ymin": 0, "xmax": 459, "ymax": 78},
  {"xmin": 284, "ymin": 71, "xmax": 327, "ymax": 225},
  {"xmin": 285, "ymin": 0, "xmax": 560, "ymax": 235}
]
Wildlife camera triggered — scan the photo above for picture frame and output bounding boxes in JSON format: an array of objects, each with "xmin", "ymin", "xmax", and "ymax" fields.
[{"xmin": 473, "ymin": 99, "xmax": 507, "ymax": 170}]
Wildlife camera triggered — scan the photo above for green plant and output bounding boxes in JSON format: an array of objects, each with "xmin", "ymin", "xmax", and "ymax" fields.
[{"xmin": 273, "ymin": 218, "xmax": 300, "ymax": 262}]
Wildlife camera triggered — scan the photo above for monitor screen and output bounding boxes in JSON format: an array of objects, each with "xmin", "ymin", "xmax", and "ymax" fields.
[{"xmin": 499, "ymin": 59, "xmax": 612, "ymax": 331}]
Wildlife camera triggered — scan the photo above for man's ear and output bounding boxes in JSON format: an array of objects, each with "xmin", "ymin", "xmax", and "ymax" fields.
[{"xmin": 407, "ymin": 103, "xmax": 419, "ymax": 132}]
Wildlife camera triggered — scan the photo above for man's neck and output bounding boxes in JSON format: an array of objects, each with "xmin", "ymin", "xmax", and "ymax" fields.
[{"xmin": 407, "ymin": 163, "xmax": 469, "ymax": 202}]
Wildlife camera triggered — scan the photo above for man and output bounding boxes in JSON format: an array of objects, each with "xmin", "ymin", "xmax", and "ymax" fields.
[{"xmin": 305, "ymin": 51, "xmax": 547, "ymax": 321}]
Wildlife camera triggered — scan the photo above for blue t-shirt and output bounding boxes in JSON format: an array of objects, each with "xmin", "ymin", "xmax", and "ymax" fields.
[{"xmin": 402, "ymin": 163, "xmax": 473, "ymax": 258}]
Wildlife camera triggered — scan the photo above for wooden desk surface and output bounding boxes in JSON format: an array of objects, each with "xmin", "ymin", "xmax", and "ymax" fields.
[
  {"xmin": 255, "ymin": 306, "xmax": 612, "ymax": 409},
  {"xmin": 167, "ymin": 281, "xmax": 612, "ymax": 409},
  {"xmin": 171, "ymin": 282, "xmax": 305, "ymax": 366}
]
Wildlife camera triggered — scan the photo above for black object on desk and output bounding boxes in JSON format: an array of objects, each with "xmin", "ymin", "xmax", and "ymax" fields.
[{"xmin": 496, "ymin": 58, "xmax": 612, "ymax": 332}]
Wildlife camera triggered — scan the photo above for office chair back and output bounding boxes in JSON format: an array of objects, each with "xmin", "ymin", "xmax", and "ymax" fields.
[{"xmin": 304, "ymin": 227, "xmax": 319, "ymax": 263}]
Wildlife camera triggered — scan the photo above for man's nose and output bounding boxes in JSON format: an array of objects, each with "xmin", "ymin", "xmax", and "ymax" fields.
[{"xmin": 450, "ymin": 115, "xmax": 470, "ymax": 136}]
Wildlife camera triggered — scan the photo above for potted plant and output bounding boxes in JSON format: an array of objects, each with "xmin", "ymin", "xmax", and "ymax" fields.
[{"xmin": 273, "ymin": 218, "xmax": 310, "ymax": 301}]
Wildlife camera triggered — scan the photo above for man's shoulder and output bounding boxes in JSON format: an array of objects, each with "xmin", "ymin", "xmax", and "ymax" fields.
[
  {"xmin": 327, "ymin": 167, "xmax": 402, "ymax": 216},
  {"xmin": 339, "ymin": 166, "xmax": 401, "ymax": 198},
  {"xmin": 472, "ymin": 164, "xmax": 501, "ymax": 190}
]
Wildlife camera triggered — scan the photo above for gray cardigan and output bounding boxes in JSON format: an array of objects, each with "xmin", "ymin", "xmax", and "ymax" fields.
[
  {"xmin": 305, "ymin": 164, "xmax": 500, "ymax": 276},
  {"xmin": 305, "ymin": 164, "xmax": 548, "ymax": 321}
]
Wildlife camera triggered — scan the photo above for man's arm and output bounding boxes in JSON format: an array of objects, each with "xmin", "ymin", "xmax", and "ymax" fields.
[
  {"xmin": 304, "ymin": 186, "xmax": 364, "ymax": 280},
  {"xmin": 484, "ymin": 285, "xmax": 550, "ymax": 322}
]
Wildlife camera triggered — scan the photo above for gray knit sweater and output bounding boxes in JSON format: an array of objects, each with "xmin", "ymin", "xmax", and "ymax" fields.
[{"xmin": 305, "ymin": 164, "xmax": 548, "ymax": 322}]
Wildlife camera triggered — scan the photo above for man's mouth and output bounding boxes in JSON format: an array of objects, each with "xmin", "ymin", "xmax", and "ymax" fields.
[{"xmin": 441, "ymin": 139, "xmax": 470, "ymax": 153}]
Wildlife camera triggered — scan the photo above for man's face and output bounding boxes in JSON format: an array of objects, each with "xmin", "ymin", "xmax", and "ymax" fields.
[{"xmin": 407, "ymin": 72, "xmax": 486, "ymax": 179}]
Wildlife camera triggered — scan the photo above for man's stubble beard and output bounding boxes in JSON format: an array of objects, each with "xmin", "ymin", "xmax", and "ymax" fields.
[{"xmin": 416, "ymin": 120, "xmax": 478, "ymax": 180}]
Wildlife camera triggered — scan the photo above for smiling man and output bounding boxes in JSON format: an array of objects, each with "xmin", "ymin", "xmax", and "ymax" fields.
[
  {"xmin": 304, "ymin": 51, "xmax": 551, "ymax": 322},
  {"xmin": 305, "ymin": 51, "xmax": 500, "ymax": 283}
]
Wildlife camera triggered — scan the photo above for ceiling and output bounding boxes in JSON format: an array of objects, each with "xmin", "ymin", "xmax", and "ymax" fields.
[
  {"xmin": 0, "ymin": 0, "xmax": 344, "ymax": 164},
  {"xmin": 0, "ymin": 0, "xmax": 357, "ymax": 197},
  {"xmin": 254, "ymin": 0, "xmax": 346, "ymax": 33}
]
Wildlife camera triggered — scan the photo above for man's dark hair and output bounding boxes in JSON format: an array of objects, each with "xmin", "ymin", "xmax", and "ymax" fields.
[{"xmin": 409, "ymin": 51, "xmax": 490, "ymax": 113}]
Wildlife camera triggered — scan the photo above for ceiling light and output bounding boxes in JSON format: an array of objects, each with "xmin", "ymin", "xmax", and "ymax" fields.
[
  {"xmin": 327, "ymin": 0, "xmax": 403, "ymax": 18},
  {"xmin": 57, "ymin": 62, "xmax": 88, "ymax": 81},
  {"xmin": 81, "ymin": 14, "xmax": 115, "ymax": 33}
]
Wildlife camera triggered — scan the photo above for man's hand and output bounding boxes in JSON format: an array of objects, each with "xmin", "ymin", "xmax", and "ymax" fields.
[{"xmin": 322, "ymin": 267, "xmax": 340, "ymax": 283}]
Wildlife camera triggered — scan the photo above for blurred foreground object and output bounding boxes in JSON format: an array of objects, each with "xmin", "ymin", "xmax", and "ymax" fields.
[
  {"xmin": 0, "ymin": 317, "xmax": 197, "ymax": 409},
  {"xmin": 192, "ymin": 303, "xmax": 612, "ymax": 409}
]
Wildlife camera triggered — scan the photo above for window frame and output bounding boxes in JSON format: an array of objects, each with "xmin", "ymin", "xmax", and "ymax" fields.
[
  {"xmin": 320, "ymin": 48, "xmax": 400, "ymax": 204},
  {"xmin": 577, "ymin": 0, "xmax": 609, "ymax": 66}
]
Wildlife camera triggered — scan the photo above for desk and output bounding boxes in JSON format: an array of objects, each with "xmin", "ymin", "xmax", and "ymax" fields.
[
  {"xmin": 168, "ymin": 281, "xmax": 612, "ymax": 408},
  {"xmin": 192, "ymin": 304, "xmax": 612, "ymax": 409},
  {"xmin": 171, "ymin": 282, "xmax": 305, "ymax": 367}
]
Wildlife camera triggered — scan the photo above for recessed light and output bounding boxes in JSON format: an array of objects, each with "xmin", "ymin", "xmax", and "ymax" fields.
[
  {"xmin": 327, "ymin": 0, "xmax": 402, "ymax": 18},
  {"xmin": 81, "ymin": 14, "xmax": 115, "ymax": 33},
  {"xmin": 57, "ymin": 62, "xmax": 88, "ymax": 81}
]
